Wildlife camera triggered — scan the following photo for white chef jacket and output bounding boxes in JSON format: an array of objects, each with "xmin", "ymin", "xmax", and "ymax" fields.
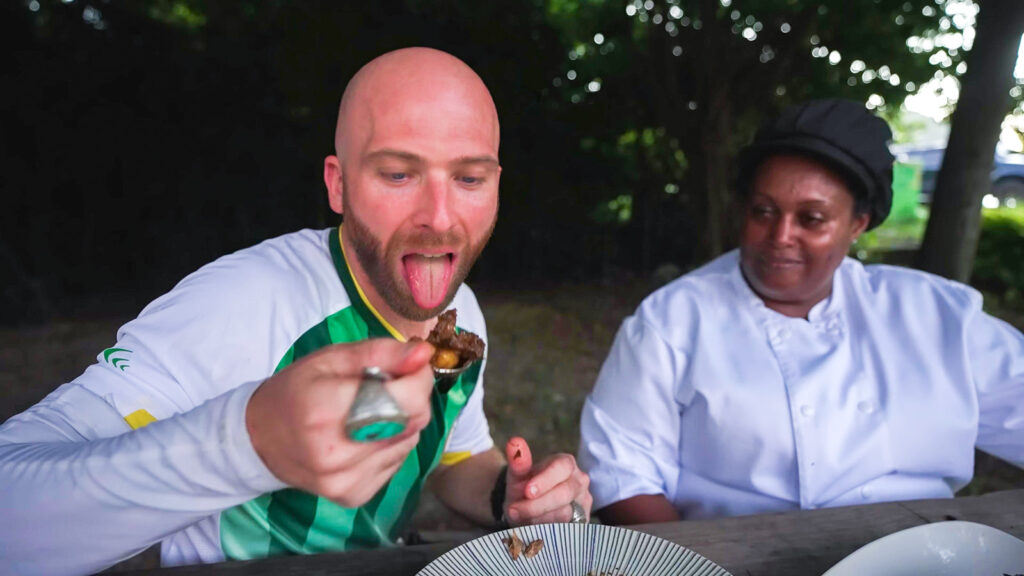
[{"xmin": 579, "ymin": 250, "xmax": 1024, "ymax": 519}]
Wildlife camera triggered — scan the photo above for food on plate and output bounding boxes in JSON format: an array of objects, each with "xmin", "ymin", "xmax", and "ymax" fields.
[
  {"xmin": 503, "ymin": 530, "xmax": 524, "ymax": 560},
  {"xmin": 422, "ymin": 309, "xmax": 485, "ymax": 370},
  {"xmin": 523, "ymin": 538, "xmax": 544, "ymax": 558},
  {"xmin": 501, "ymin": 530, "xmax": 544, "ymax": 561}
]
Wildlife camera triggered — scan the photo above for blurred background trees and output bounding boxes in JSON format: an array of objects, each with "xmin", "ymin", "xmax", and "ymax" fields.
[
  {"xmin": 918, "ymin": 0, "xmax": 1024, "ymax": 282},
  {"xmin": 546, "ymin": 0, "xmax": 957, "ymax": 259},
  {"xmin": 2, "ymin": 0, "xmax": 1022, "ymax": 323}
]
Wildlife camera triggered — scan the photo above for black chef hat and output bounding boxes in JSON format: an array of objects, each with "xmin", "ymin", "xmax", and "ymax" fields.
[{"xmin": 737, "ymin": 99, "xmax": 895, "ymax": 229}]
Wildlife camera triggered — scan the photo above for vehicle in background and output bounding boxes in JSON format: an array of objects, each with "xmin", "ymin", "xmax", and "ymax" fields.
[{"xmin": 891, "ymin": 143, "xmax": 1024, "ymax": 208}]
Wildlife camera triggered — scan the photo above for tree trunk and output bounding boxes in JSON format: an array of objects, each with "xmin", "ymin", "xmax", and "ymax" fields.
[
  {"xmin": 697, "ymin": 0, "xmax": 734, "ymax": 259},
  {"xmin": 701, "ymin": 100, "xmax": 733, "ymax": 258},
  {"xmin": 917, "ymin": 0, "xmax": 1024, "ymax": 282}
]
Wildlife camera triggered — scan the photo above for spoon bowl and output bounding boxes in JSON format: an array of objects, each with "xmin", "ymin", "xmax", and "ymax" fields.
[{"xmin": 433, "ymin": 358, "xmax": 483, "ymax": 392}]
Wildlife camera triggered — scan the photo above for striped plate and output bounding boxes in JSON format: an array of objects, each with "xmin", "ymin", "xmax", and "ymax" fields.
[{"xmin": 417, "ymin": 523, "xmax": 733, "ymax": 576}]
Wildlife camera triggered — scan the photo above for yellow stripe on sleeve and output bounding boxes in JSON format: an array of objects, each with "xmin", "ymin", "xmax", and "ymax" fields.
[
  {"xmin": 124, "ymin": 409, "xmax": 158, "ymax": 430},
  {"xmin": 440, "ymin": 451, "xmax": 472, "ymax": 466}
]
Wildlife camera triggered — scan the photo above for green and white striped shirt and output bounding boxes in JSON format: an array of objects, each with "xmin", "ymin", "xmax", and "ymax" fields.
[{"xmin": 0, "ymin": 227, "xmax": 492, "ymax": 574}]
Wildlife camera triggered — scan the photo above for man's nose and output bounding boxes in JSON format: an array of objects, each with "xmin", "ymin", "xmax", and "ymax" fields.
[{"xmin": 414, "ymin": 174, "xmax": 453, "ymax": 231}]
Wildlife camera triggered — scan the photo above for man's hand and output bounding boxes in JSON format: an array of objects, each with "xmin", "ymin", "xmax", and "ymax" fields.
[
  {"xmin": 246, "ymin": 339, "xmax": 434, "ymax": 508},
  {"xmin": 503, "ymin": 437, "xmax": 592, "ymax": 525}
]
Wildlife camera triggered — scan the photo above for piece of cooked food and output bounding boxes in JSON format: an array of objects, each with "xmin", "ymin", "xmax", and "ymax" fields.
[
  {"xmin": 424, "ymin": 309, "xmax": 485, "ymax": 369},
  {"xmin": 523, "ymin": 538, "xmax": 544, "ymax": 558},
  {"xmin": 503, "ymin": 531, "xmax": 524, "ymax": 560}
]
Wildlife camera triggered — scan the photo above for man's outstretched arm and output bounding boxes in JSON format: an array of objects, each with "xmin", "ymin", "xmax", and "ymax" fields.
[
  {"xmin": 0, "ymin": 380, "xmax": 281, "ymax": 576},
  {"xmin": 0, "ymin": 339, "xmax": 435, "ymax": 576}
]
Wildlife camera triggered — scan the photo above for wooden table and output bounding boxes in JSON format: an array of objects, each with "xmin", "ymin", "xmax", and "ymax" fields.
[{"xmin": 122, "ymin": 489, "xmax": 1024, "ymax": 576}]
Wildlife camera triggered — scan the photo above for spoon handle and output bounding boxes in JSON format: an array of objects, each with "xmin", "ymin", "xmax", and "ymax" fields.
[{"xmin": 345, "ymin": 367, "xmax": 408, "ymax": 442}]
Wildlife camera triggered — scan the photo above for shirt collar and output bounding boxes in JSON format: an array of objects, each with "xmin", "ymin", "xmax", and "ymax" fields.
[
  {"xmin": 728, "ymin": 251, "xmax": 768, "ymax": 311},
  {"xmin": 807, "ymin": 265, "xmax": 844, "ymax": 323},
  {"xmin": 729, "ymin": 250, "xmax": 847, "ymax": 324},
  {"xmin": 328, "ymin": 225, "xmax": 406, "ymax": 341}
]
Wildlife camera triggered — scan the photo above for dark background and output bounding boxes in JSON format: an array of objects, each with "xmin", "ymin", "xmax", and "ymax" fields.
[{"xmin": 4, "ymin": 0, "xmax": 990, "ymax": 324}]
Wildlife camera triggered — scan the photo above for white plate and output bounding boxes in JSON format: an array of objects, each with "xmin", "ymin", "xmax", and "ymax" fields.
[
  {"xmin": 417, "ymin": 523, "xmax": 733, "ymax": 576},
  {"xmin": 822, "ymin": 520, "xmax": 1024, "ymax": 576}
]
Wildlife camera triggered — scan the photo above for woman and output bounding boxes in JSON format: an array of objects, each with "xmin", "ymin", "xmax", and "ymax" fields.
[{"xmin": 578, "ymin": 99, "xmax": 1024, "ymax": 525}]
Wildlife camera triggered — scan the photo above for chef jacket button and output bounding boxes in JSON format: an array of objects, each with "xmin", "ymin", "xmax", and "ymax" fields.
[
  {"xmin": 800, "ymin": 404, "xmax": 815, "ymax": 417},
  {"xmin": 857, "ymin": 401, "xmax": 876, "ymax": 414}
]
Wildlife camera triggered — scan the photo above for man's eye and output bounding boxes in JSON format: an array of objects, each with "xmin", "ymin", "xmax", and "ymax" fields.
[
  {"xmin": 457, "ymin": 176, "xmax": 482, "ymax": 185},
  {"xmin": 382, "ymin": 172, "xmax": 408, "ymax": 182}
]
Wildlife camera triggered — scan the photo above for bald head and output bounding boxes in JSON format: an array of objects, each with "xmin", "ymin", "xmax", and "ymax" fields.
[{"xmin": 334, "ymin": 48, "xmax": 500, "ymax": 161}]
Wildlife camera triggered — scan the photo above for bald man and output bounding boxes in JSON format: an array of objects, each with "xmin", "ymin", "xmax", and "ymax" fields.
[{"xmin": 0, "ymin": 48, "xmax": 591, "ymax": 575}]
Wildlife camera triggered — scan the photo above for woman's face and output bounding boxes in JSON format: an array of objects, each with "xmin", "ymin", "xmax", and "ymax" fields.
[{"xmin": 739, "ymin": 154, "xmax": 870, "ymax": 317}]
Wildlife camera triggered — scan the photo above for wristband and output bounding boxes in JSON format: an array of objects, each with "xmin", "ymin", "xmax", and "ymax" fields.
[{"xmin": 490, "ymin": 464, "xmax": 508, "ymax": 527}]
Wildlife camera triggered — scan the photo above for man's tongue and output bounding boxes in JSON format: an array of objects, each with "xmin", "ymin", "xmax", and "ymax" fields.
[{"xmin": 403, "ymin": 254, "xmax": 453, "ymax": 310}]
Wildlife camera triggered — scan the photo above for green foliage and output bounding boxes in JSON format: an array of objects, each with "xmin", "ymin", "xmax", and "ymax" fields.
[
  {"xmin": 144, "ymin": 0, "xmax": 207, "ymax": 30},
  {"xmin": 543, "ymin": 0, "xmax": 960, "ymax": 262},
  {"xmin": 972, "ymin": 207, "xmax": 1024, "ymax": 304},
  {"xmin": 0, "ymin": 0, "xmax": 991, "ymax": 320},
  {"xmin": 592, "ymin": 194, "xmax": 634, "ymax": 224},
  {"xmin": 854, "ymin": 206, "xmax": 1024, "ymax": 311}
]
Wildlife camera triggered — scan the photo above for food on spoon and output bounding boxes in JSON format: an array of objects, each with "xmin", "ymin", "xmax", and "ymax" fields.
[
  {"xmin": 423, "ymin": 309, "xmax": 485, "ymax": 370},
  {"xmin": 432, "ymin": 348, "xmax": 461, "ymax": 370}
]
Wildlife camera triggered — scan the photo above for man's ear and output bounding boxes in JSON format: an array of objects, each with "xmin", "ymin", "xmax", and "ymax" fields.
[{"xmin": 324, "ymin": 156, "xmax": 344, "ymax": 215}]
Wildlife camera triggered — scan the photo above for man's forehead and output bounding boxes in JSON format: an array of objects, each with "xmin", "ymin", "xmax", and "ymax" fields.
[
  {"xmin": 366, "ymin": 95, "xmax": 496, "ymax": 145},
  {"xmin": 335, "ymin": 48, "xmax": 500, "ymax": 158}
]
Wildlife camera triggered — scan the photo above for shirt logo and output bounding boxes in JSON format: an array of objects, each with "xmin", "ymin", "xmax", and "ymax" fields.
[{"xmin": 103, "ymin": 347, "xmax": 133, "ymax": 371}]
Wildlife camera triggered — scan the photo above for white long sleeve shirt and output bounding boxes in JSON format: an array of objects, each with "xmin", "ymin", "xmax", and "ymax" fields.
[
  {"xmin": 0, "ymin": 228, "xmax": 493, "ymax": 575},
  {"xmin": 579, "ymin": 250, "xmax": 1024, "ymax": 519}
]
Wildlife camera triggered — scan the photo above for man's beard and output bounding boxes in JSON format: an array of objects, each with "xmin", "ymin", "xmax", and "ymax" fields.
[{"xmin": 343, "ymin": 200, "xmax": 493, "ymax": 322}]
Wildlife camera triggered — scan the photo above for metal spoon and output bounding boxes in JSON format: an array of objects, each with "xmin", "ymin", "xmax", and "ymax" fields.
[
  {"xmin": 433, "ymin": 357, "xmax": 483, "ymax": 393},
  {"xmin": 345, "ymin": 366, "xmax": 408, "ymax": 442},
  {"xmin": 345, "ymin": 357, "xmax": 484, "ymax": 442}
]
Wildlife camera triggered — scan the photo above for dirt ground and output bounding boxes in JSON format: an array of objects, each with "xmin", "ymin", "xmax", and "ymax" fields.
[{"xmin": 1, "ymin": 280, "xmax": 1021, "ymax": 571}]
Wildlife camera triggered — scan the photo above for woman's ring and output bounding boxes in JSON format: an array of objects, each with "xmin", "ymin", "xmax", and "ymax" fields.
[{"xmin": 569, "ymin": 500, "xmax": 587, "ymax": 524}]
